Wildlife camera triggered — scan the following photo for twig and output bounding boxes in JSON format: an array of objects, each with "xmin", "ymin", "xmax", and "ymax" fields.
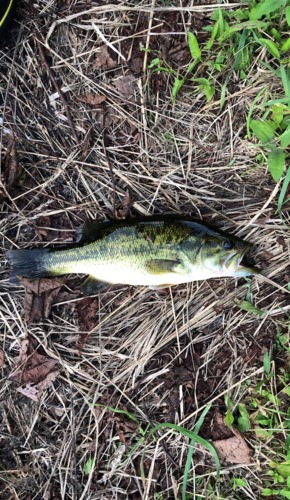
[{"xmin": 35, "ymin": 35, "xmax": 80, "ymax": 147}]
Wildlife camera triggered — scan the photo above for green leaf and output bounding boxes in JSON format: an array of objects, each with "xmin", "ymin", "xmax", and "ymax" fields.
[
  {"xmin": 171, "ymin": 78, "xmax": 184, "ymax": 102},
  {"xmin": 205, "ymin": 19, "xmax": 219, "ymax": 50},
  {"xmin": 282, "ymin": 386, "xmax": 290, "ymax": 397},
  {"xmin": 84, "ymin": 457, "xmax": 95, "ymax": 476},
  {"xmin": 182, "ymin": 404, "xmax": 212, "ymax": 500},
  {"xmin": 261, "ymin": 489, "xmax": 275, "ymax": 497},
  {"xmin": 280, "ymin": 65, "xmax": 290, "ymax": 99},
  {"xmin": 276, "ymin": 462, "xmax": 290, "ymax": 478},
  {"xmin": 280, "ymin": 127, "xmax": 290, "ymax": 149},
  {"xmin": 250, "ymin": 0, "xmax": 287, "ymax": 21},
  {"xmin": 286, "ymin": 6, "xmax": 290, "ymax": 27},
  {"xmin": 280, "ymin": 489, "xmax": 290, "ymax": 499},
  {"xmin": 225, "ymin": 410, "xmax": 234, "ymax": 428},
  {"xmin": 148, "ymin": 57, "xmax": 160, "ymax": 69},
  {"xmin": 271, "ymin": 103, "xmax": 284, "ymax": 125},
  {"xmin": 281, "ymin": 38, "xmax": 290, "ymax": 52},
  {"xmin": 188, "ymin": 32, "xmax": 201, "ymax": 61},
  {"xmin": 259, "ymin": 38, "xmax": 280, "ymax": 59},
  {"xmin": 150, "ymin": 422, "xmax": 220, "ymax": 481},
  {"xmin": 237, "ymin": 403, "xmax": 251, "ymax": 432},
  {"xmin": 238, "ymin": 300, "xmax": 266, "ymax": 317},
  {"xmin": 250, "ymin": 119, "xmax": 276, "ymax": 143},
  {"xmin": 277, "ymin": 167, "xmax": 290, "ymax": 212},
  {"xmin": 233, "ymin": 478, "xmax": 247, "ymax": 489},
  {"xmin": 263, "ymin": 351, "xmax": 271, "ymax": 374},
  {"xmin": 221, "ymin": 20, "xmax": 268, "ymax": 39},
  {"xmin": 268, "ymin": 148, "xmax": 285, "ymax": 182}
]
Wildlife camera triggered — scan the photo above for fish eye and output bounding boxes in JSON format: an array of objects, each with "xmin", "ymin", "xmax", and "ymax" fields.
[{"xmin": 223, "ymin": 239, "xmax": 233, "ymax": 250}]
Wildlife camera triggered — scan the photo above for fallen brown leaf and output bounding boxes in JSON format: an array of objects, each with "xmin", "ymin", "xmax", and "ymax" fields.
[
  {"xmin": 94, "ymin": 45, "xmax": 116, "ymax": 69},
  {"xmin": 213, "ymin": 432, "xmax": 252, "ymax": 464},
  {"xmin": 11, "ymin": 335, "xmax": 61, "ymax": 402},
  {"xmin": 21, "ymin": 277, "xmax": 66, "ymax": 322},
  {"xmin": 112, "ymin": 74, "xmax": 138, "ymax": 102},
  {"xmin": 77, "ymin": 93, "xmax": 106, "ymax": 106},
  {"xmin": 76, "ymin": 297, "xmax": 99, "ymax": 352}
]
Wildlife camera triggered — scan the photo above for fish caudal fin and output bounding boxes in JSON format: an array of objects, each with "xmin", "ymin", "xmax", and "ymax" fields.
[{"xmin": 5, "ymin": 248, "xmax": 50, "ymax": 283}]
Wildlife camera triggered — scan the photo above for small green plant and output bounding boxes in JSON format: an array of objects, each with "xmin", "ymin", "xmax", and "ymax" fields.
[{"xmin": 223, "ymin": 330, "xmax": 290, "ymax": 498}]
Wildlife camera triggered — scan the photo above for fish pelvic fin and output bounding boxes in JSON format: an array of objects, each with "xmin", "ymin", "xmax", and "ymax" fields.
[
  {"xmin": 82, "ymin": 276, "xmax": 110, "ymax": 295},
  {"xmin": 5, "ymin": 248, "xmax": 50, "ymax": 283}
]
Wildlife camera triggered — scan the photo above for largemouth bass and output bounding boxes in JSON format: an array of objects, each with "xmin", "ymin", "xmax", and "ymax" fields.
[{"xmin": 6, "ymin": 216, "xmax": 258, "ymax": 293}]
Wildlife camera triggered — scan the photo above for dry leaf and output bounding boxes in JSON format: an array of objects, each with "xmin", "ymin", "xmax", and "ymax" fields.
[
  {"xmin": 213, "ymin": 432, "xmax": 252, "ymax": 464},
  {"xmin": 77, "ymin": 93, "xmax": 106, "ymax": 106},
  {"xmin": 112, "ymin": 74, "xmax": 138, "ymax": 102},
  {"xmin": 21, "ymin": 277, "xmax": 66, "ymax": 322},
  {"xmin": 94, "ymin": 45, "xmax": 116, "ymax": 69},
  {"xmin": 11, "ymin": 336, "xmax": 61, "ymax": 402}
]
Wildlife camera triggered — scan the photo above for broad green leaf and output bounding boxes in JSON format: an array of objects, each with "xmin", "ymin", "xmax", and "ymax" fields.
[
  {"xmin": 286, "ymin": 6, "xmax": 290, "ymax": 27},
  {"xmin": 263, "ymin": 351, "xmax": 271, "ymax": 374},
  {"xmin": 261, "ymin": 489, "xmax": 275, "ymax": 497},
  {"xmin": 280, "ymin": 489, "xmax": 290, "ymax": 499},
  {"xmin": 171, "ymin": 78, "xmax": 184, "ymax": 102},
  {"xmin": 250, "ymin": 0, "xmax": 287, "ymax": 21},
  {"xmin": 268, "ymin": 148, "xmax": 285, "ymax": 182},
  {"xmin": 250, "ymin": 119, "xmax": 275, "ymax": 143},
  {"xmin": 84, "ymin": 458, "xmax": 95, "ymax": 476},
  {"xmin": 148, "ymin": 58, "xmax": 160, "ymax": 69},
  {"xmin": 259, "ymin": 38, "xmax": 280, "ymax": 59},
  {"xmin": 276, "ymin": 462, "xmax": 290, "ymax": 478},
  {"xmin": 237, "ymin": 403, "xmax": 251, "ymax": 432},
  {"xmin": 280, "ymin": 127, "xmax": 290, "ymax": 149},
  {"xmin": 233, "ymin": 478, "xmax": 247, "ymax": 489},
  {"xmin": 238, "ymin": 300, "xmax": 266, "ymax": 317},
  {"xmin": 225, "ymin": 410, "xmax": 234, "ymax": 428},
  {"xmin": 188, "ymin": 32, "xmax": 201, "ymax": 61},
  {"xmin": 281, "ymin": 38, "xmax": 290, "ymax": 52},
  {"xmin": 271, "ymin": 103, "xmax": 284, "ymax": 124}
]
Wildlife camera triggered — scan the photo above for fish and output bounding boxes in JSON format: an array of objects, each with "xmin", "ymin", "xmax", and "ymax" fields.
[{"xmin": 5, "ymin": 215, "xmax": 259, "ymax": 294}]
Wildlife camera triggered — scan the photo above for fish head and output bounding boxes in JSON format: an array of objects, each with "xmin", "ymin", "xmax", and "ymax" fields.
[{"xmin": 199, "ymin": 234, "xmax": 259, "ymax": 278}]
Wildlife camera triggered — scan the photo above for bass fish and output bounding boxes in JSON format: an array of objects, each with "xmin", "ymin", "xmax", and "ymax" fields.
[{"xmin": 6, "ymin": 216, "xmax": 258, "ymax": 294}]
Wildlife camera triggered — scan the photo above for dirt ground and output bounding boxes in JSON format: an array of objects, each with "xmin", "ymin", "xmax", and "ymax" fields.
[{"xmin": 0, "ymin": 1, "xmax": 289, "ymax": 499}]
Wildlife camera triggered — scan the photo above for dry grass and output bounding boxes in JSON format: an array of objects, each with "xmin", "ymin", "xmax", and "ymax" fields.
[{"xmin": 0, "ymin": 1, "xmax": 289, "ymax": 499}]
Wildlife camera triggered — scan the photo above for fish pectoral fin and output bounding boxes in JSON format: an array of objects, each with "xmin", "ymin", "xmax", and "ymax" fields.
[
  {"xmin": 82, "ymin": 276, "xmax": 110, "ymax": 295},
  {"xmin": 145, "ymin": 259, "xmax": 185, "ymax": 275}
]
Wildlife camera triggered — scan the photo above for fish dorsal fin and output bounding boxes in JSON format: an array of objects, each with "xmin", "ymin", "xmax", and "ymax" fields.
[
  {"xmin": 75, "ymin": 219, "xmax": 116, "ymax": 244},
  {"xmin": 82, "ymin": 276, "xmax": 110, "ymax": 295},
  {"xmin": 145, "ymin": 259, "xmax": 185, "ymax": 275}
]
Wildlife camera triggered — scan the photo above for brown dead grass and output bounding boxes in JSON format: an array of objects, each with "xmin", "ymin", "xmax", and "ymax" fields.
[{"xmin": 0, "ymin": 1, "xmax": 289, "ymax": 499}]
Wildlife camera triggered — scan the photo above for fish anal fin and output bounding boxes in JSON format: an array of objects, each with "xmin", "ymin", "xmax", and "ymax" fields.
[
  {"xmin": 145, "ymin": 259, "xmax": 184, "ymax": 275},
  {"xmin": 82, "ymin": 276, "xmax": 110, "ymax": 295}
]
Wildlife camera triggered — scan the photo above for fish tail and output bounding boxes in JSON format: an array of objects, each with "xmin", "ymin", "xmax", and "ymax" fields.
[{"xmin": 5, "ymin": 248, "xmax": 51, "ymax": 283}]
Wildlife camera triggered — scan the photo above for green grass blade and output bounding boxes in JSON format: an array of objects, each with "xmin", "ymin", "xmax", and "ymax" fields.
[
  {"xmin": 280, "ymin": 65, "xmax": 290, "ymax": 99},
  {"xmin": 277, "ymin": 167, "xmax": 290, "ymax": 212},
  {"xmin": 150, "ymin": 422, "xmax": 220, "ymax": 481},
  {"xmin": 182, "ymin": 405, "xmax": 212, "ymax": 500}
]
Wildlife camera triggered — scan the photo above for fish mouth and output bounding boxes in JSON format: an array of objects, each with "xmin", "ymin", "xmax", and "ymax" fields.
[{"xmin": 224, "ymin": 246, "xmax": 259, "ymax": 277}]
